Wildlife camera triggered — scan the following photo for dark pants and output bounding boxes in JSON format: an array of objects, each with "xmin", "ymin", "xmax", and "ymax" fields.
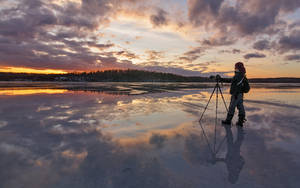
[{"xmin": 228, "ymin": 93, "xmax": 245, "ymax": 118}]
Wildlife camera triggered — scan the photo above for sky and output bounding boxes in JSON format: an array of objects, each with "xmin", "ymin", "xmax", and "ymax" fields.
[{"xmin": 0, "ymin": 0, "xmax": 299, "ymax": 78}]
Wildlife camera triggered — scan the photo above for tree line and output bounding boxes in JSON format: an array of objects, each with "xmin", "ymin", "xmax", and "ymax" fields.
[
  {"xmin": 0, "ymin": 69, "xmax": 211, "ymax": 82},
  {"xmin": 1, "ymin": 69, "xmax": 299, "ymax": 83}
]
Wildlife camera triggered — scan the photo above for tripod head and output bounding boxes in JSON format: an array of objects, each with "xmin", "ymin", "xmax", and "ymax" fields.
[
  {"xmin": 210, "ymin": 74, "xmax": 222, "ymax": 83},
  {"xmin": 216, "ymin": 74, "xmax": 222, "ymax": 82}
]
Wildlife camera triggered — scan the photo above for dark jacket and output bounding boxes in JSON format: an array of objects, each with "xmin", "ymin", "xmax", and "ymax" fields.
[{"xmin": 230, "ymin": 72, "xmax": 245, "ymax": 96}]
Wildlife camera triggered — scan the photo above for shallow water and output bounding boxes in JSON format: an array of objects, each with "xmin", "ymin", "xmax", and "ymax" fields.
[{"xmin": 0, "ymin": 82, "xmax": 300, "ymax": 188}]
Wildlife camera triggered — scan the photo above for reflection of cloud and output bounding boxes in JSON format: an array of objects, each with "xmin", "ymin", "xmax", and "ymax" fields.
[
  {"xmin": 0, "ymin": 121, "xmax": 8, "ymax": 128},
  {"xmin": 245, "ymin": 99, "xmax": 300, "ymax": 110},
  {"xmin": 149, "ymin": 133, "xmax": 167, "ymax": 148},
  {"xmin": 1, "ymin": 85, "xmax": 300, "ymax": 187},
  {"xmin": 36, "ymin": 106, "xmax": 52, "ymax": 112},
  {"xmin": 184, "ymin": 133, "xmax": 211, "ymax": 165}
]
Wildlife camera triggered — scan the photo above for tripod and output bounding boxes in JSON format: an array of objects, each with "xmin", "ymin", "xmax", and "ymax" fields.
[
  {"xmin": 199, "ymin": 76, "xmax": 228, "ymax": 123},
  {"xmin": 198, "ymin": 76, "xmax": 229, "ymax": 155}
]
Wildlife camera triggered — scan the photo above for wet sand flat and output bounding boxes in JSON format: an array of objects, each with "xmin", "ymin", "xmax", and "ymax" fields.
[{"xmin": 0, "ymin": 82, "xmax": 300, "ymax": 188}]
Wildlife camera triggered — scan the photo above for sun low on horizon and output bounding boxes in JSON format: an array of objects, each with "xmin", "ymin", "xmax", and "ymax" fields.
[{"xmin": 0, "ymin": 0, "xmax": 299, "ymax": 78}]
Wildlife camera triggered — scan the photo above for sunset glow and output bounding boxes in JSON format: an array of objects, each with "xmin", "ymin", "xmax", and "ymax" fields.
[
  {"xmin": 0, "ymin": 67, "xmax": 67, "ymax": 74},
  {"xmin": 0, "ymin": 0, "xmax": 299, "ymax": 78},
  {"xmin": 0, "ymin": 89, "xmax": 68, "ymax": 95}
]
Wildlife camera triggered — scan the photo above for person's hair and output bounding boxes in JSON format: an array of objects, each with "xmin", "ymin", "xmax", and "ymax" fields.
[{"xmin": 235, "ymin": 62, "xmax": 246, "ymax": 74}]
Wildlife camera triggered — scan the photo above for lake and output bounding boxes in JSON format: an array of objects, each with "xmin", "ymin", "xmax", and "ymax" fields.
[{"xmin": 0, "ymin": 82, "xmax": 300, "ymax": 188}]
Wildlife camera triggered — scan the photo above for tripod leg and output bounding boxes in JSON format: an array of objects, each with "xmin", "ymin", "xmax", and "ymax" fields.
[
  {"xmin": 218, "ymin": 85, "xmax": 228, "ymax": 113},
  {"xmin": 199, "ymin": 85, "xmax": 216, "ymax": 122},
  {"xmin": 214, "ymin": 85, "xmax": 218, "ymax": 152}
]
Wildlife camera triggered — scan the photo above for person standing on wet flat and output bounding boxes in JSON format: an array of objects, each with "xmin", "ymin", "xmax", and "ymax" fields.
[{"xmin": 222, "ymin": 62, "xmax": 250, "ymax": 126}]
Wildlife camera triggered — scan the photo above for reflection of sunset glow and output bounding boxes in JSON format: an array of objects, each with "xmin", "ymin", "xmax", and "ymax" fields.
[
  {"xmin": 0, "ymin": 89, "xmax": 68, "ymax": 95},
  {"xmin": 0, "ymin": 67, "xmax": 67, "ymax": 74},
  {"xmin": 53, "ymin": 0, "xmax": 81, "ymax": 6},
  {"xmin": 118, "ymin": 121, "xmax": 195, "ymax": 146}
]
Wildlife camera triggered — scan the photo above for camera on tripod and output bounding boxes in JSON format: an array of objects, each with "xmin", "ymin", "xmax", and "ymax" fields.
[
  {"xmin": 210, "ymin": 74, "xmax": 222, "ymax": 82},
  {"xmin": 215, "ymin": 74, "xmax": 222, "ymax": 82}
]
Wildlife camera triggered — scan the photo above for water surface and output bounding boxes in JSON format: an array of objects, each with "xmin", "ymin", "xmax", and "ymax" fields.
[{"xmin": 0, "ymin": 82, "xmax": 300, "ymax": 188}]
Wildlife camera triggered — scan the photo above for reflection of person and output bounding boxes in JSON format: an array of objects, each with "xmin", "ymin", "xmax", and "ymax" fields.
[
  {"xmin": 224, "ymin": 125, "xmax": 245, "ymax": 184},
  {"xmin": 212, "ymin": 126, "xmax": 245, "ymax": 184},
  {"xmin": 222, "ymin": 62, "xmax": 249, "ymax": 126}
]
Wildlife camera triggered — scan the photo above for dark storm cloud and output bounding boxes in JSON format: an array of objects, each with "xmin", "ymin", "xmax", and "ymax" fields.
[
  {"xmin": 278, "ymin": 30, "xmax": 300, "ymax": 53},
  {"xmin": 253, "ymin": 40, "xmax": 271, "ymax": 50},
  {"xmin": 244, "ymin": 52, "xmax": 266, "ymax": 59},
  {"xmin": 284, "ymin": 54, "xmax": 300, "ymax": 61},
  {"xmin": 150, "ymin": 8, "xmax": 168, "ymax": 27}
]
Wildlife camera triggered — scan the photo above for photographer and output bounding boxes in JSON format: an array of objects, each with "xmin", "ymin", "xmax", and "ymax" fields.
[{"xmin": 221, "ymin": 62, "xmax": 250, "ymax": 126}]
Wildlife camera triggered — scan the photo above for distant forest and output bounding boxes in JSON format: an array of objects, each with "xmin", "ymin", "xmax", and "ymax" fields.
[
  {"xmin": 0, "ymin": 69, "xmax": 300, "ymax": 83},
  {"xmin": 0, "ymin": 69, "xmax": 211, "ymax": 82}
]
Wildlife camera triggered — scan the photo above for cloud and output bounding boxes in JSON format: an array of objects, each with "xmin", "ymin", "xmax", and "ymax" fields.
[
  {"xmin": 288, "ymin": 20, "xmax": 300, "ymax": 30},
  {"xmin": 0, "ymin": 0, "xmax": 117, "ymax": 71},
  {"xmin": 145, "ymin": 50, "xmax": 165, "ymax": 60},
  {"xmin": 244, "ymin": 52, "xmax": 266, "ymax": 59},
  {"xmin": 142, "ymin": 64, "xmax": 204, "ymax": 76},
  {"xmin": 232, "ymin": 49, "xmax": 241, "ymax": 54},
  {"xmin": 115, "ymin": 50, "xmax": 139, "ymax": 60},
  {"xmin": 179, "ymin": 47, "xmax": 203, "ymax": 62},
  {"xmin": 219, "ymin": 49, "xmax": 241, "ymax": 54},
  {"xmin": 253, "ymin": 40, "xmax": 271, "ymax": 50},
  {"xmin": 150, "ymin": 8, "xmax": 168, "ymax": 27},
  {"xmin": 188, "ymin": 0, "xmax": 300, "ymax": 37},
  {"xmin": 0, "ymin": 0, "xmax": 299, "ymax": 75},
  {"xmin": 284, "ymin": 54, "xmax": 300, "ymax": 61},
  {"xmin": 188, "ymin": 0, "xmax": 225, "ymax": 26},
  {"xmin": 201, "ymin": 36, "xmax": 236, "ymax": 47},
  {"xmin": 278, "ymin": 30, "xmax": 300, "ymax": 53},
  {"xmin": 0, "ymin": 0, "xmax": 151, "ymax": 72}
]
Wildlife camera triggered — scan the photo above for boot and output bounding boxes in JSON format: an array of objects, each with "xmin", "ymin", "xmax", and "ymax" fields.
[
  {"xmin": 236, "ymin": 115, "xmax": 245, "ymax": 127},
  {"xmin": 222, "ymin": 114, "xmax": 233, "ymax": 125}
]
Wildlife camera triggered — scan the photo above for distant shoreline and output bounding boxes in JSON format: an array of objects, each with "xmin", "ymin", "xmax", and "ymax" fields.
[{"xmin": 1, "ymin": 70, "xmax": 300, "ymax": 83}]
